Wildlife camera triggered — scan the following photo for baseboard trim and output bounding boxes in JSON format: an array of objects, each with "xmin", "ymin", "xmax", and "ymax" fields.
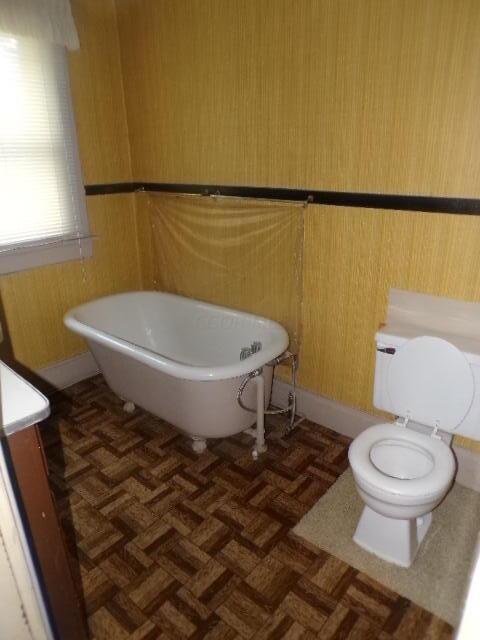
[
  {"xmin": 452, "ymin": 446, "xmax": 480, "ymax": 493},
  {"xmin": 272, "ymin": 378, "xmax": 382, "ymax": 439},
  {"xmin": 272, "ymin": 377, "xmax": 480, "ymax": 492},
  {"xmin": 36, "ymin": 352, "xmax": 99, "ymax": 391}
]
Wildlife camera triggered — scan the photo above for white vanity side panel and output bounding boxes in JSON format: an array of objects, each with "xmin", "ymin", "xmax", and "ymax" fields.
[{"xmin": 0, "ymin": 448, "xmax": 52, "ymax": 639}]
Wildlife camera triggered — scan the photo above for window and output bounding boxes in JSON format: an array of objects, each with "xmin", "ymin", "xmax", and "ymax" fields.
[{"xmin": 0, "ymin": 33, "xmax": 90, "ymax": 274}]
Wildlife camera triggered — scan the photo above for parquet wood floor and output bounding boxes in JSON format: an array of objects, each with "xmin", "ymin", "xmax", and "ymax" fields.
[{"xmin": 41, "ymin": 376, "xmax": 454, "ymax": 639}]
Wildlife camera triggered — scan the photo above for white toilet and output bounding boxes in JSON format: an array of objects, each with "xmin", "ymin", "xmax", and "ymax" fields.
[{"xmin": 349, "ymin": 327, "xmax": 480, "ymax": 568}]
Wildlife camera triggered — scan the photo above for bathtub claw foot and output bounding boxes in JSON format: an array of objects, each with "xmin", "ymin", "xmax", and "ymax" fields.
[
  {"xmin": 123, "ymin": 401, "xmax": 136, "ymax": 414},
  {"xmin": 191, "ymin": 437, "xmax": 207, "ymax": 454},
  {"xmin": 252, "ymin": 444, "xmax": 267, "ymax": 460}
]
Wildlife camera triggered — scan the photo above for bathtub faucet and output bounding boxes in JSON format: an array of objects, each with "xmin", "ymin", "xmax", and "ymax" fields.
[{"xmin": 240, "ymin": 341, "xmax": 262, "ymax": 360}]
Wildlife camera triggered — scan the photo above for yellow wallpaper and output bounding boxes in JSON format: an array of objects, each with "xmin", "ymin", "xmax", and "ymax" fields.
[
  {"xmin": 300, "ymin": 205, "xmax": 480, "ymax": 451},
  {"xmin": 0, "ymin": 0, "xmax": 140, "ymax": 370},
  {"xmin": 301, "ymin": 206, "xmax": 480, "ymax": 405},
  {"xmin": 115, "ymin": 1, "xmax": 480, "ymax": 452},
  {"xmin": 69, "ymin": 0, "xmax": 132, "ymax": 183},
  {"xmin": 0, "ymin": 195, "xmax": 141, "ymax": 369},
  {"xmin": 135, "ymin": 195, "xmax": 156, "ymax": 290},
  {"xmin": 116, "ymin": 0, "xmax": 480, "ymax": 197}
]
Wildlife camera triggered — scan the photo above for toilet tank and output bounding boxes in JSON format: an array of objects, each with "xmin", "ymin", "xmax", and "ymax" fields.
[{"xmin": 373, "ymin": 323, "xmax": 480, "ymax": 439}]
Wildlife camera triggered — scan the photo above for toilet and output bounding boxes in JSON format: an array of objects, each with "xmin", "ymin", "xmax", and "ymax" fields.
[{"xmin": 349, "ymin": 328, "xmax": 480, "ymax": 568}]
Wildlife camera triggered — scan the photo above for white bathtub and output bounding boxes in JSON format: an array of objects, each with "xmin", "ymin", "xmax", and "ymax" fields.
[{"xmin": 64, "ymin": 292, "xmax": 288, "ymax": 451}]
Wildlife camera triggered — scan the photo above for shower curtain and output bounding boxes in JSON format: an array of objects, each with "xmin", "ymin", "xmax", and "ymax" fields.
[{"xmin": 147, "ymin": 192, "xmax": 305, "ymax": 355}]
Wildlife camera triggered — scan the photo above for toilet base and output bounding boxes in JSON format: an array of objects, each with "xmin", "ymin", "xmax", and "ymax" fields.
[{"xmin": 353, "ymin": 505, "xmax": 432, "ymax": 567}]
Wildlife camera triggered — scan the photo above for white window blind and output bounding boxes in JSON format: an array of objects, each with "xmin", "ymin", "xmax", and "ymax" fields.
[{"xmin": 0, "ymin": 32, "xmax": 90, "ymax": 274}]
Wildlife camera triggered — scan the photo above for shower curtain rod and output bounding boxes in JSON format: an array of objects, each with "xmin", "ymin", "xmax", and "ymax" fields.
[{"xmin": 84, "ymin": 181, "xmax": 480, "ymax": 216}]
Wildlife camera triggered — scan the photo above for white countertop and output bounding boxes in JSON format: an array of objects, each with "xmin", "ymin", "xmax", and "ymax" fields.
[{"xmin": 1, "ymin": 362, "xmax": 50, "ymax": 436}]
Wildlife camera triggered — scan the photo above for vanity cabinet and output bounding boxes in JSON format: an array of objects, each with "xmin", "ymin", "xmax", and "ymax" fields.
[
  {"xmin": 1, "ymin": 361, "xmax": 87, "ymax": 640},
  {"xmin": 6, "ymin": 425, "xmax": 87, "ymax": 640}
]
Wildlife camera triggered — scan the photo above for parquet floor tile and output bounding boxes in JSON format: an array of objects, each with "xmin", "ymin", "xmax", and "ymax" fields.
[{"xmin": 41, "ymin": 376, "xmax": 454, "ymax": 639}]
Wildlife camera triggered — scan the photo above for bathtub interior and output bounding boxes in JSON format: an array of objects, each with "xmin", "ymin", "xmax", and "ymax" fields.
[{"xmin": 68, "ymin": 292, "xmax": 288, "ymax": 367}]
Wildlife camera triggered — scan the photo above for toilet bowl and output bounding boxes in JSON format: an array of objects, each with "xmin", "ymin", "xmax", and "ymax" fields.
[
  {"xmin": 350, "ymin": 423, "xmax": 455, "ymax": 517},
  {"xmin": 349, "ymin": 334, "xmax": 475, "ymax": 567},
  {"xmin": 349, "ymin": 423, "xmax": 456, "ymax": 566}
]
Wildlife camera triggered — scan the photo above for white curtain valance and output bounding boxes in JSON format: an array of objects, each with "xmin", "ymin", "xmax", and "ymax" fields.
[{"xmin": 0, "ymin": 0, "xmax": 79, "ymax": 50}]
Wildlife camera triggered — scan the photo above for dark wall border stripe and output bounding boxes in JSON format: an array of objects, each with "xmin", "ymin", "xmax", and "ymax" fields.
[
  {"xmin": 85, "ymin": 181, "xmax": 480, "ymax": 215},
  {"xmin": 84, "ymin": 182, "xmax": 137, "ymax": 196}
]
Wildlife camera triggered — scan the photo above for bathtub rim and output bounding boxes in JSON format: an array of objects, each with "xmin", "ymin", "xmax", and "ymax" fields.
[{"xmin": 64, "ymin": 291, "xmax": 289, "ymax": 381}]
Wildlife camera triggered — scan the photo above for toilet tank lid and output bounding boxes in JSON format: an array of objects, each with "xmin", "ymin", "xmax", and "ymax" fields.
[{"xmin": 376, "ymin": 323, "xmax": 480, "ymax": 366}]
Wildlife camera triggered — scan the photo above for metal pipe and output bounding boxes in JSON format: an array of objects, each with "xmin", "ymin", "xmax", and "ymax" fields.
[
  {"xmin": 252, "ymin": 373, "xmax": 266, "ymax": 459},
  {"xmin": 236, "ymin": 350, "xmax": 300, "ymax": 453}
]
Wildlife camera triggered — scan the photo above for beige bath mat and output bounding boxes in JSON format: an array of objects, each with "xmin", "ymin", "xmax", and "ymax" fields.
[{"xmin": 293, "ymin": 469, "xmax": 480, "ymax": 626}]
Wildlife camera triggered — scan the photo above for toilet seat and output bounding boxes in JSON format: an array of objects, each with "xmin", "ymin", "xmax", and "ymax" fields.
[
  {"xmin": 349, "ymin": 423, "xmax": 455, "ymax": 504},
  {"xmin": 387, "ymin": 336, "xmax": 474, "ymax": 432}
]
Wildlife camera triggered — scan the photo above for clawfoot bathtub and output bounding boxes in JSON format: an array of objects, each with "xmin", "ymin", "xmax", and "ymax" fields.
[{"xmin": 64, "ymin": 292, "xmax": 288, "ymax": 452}]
